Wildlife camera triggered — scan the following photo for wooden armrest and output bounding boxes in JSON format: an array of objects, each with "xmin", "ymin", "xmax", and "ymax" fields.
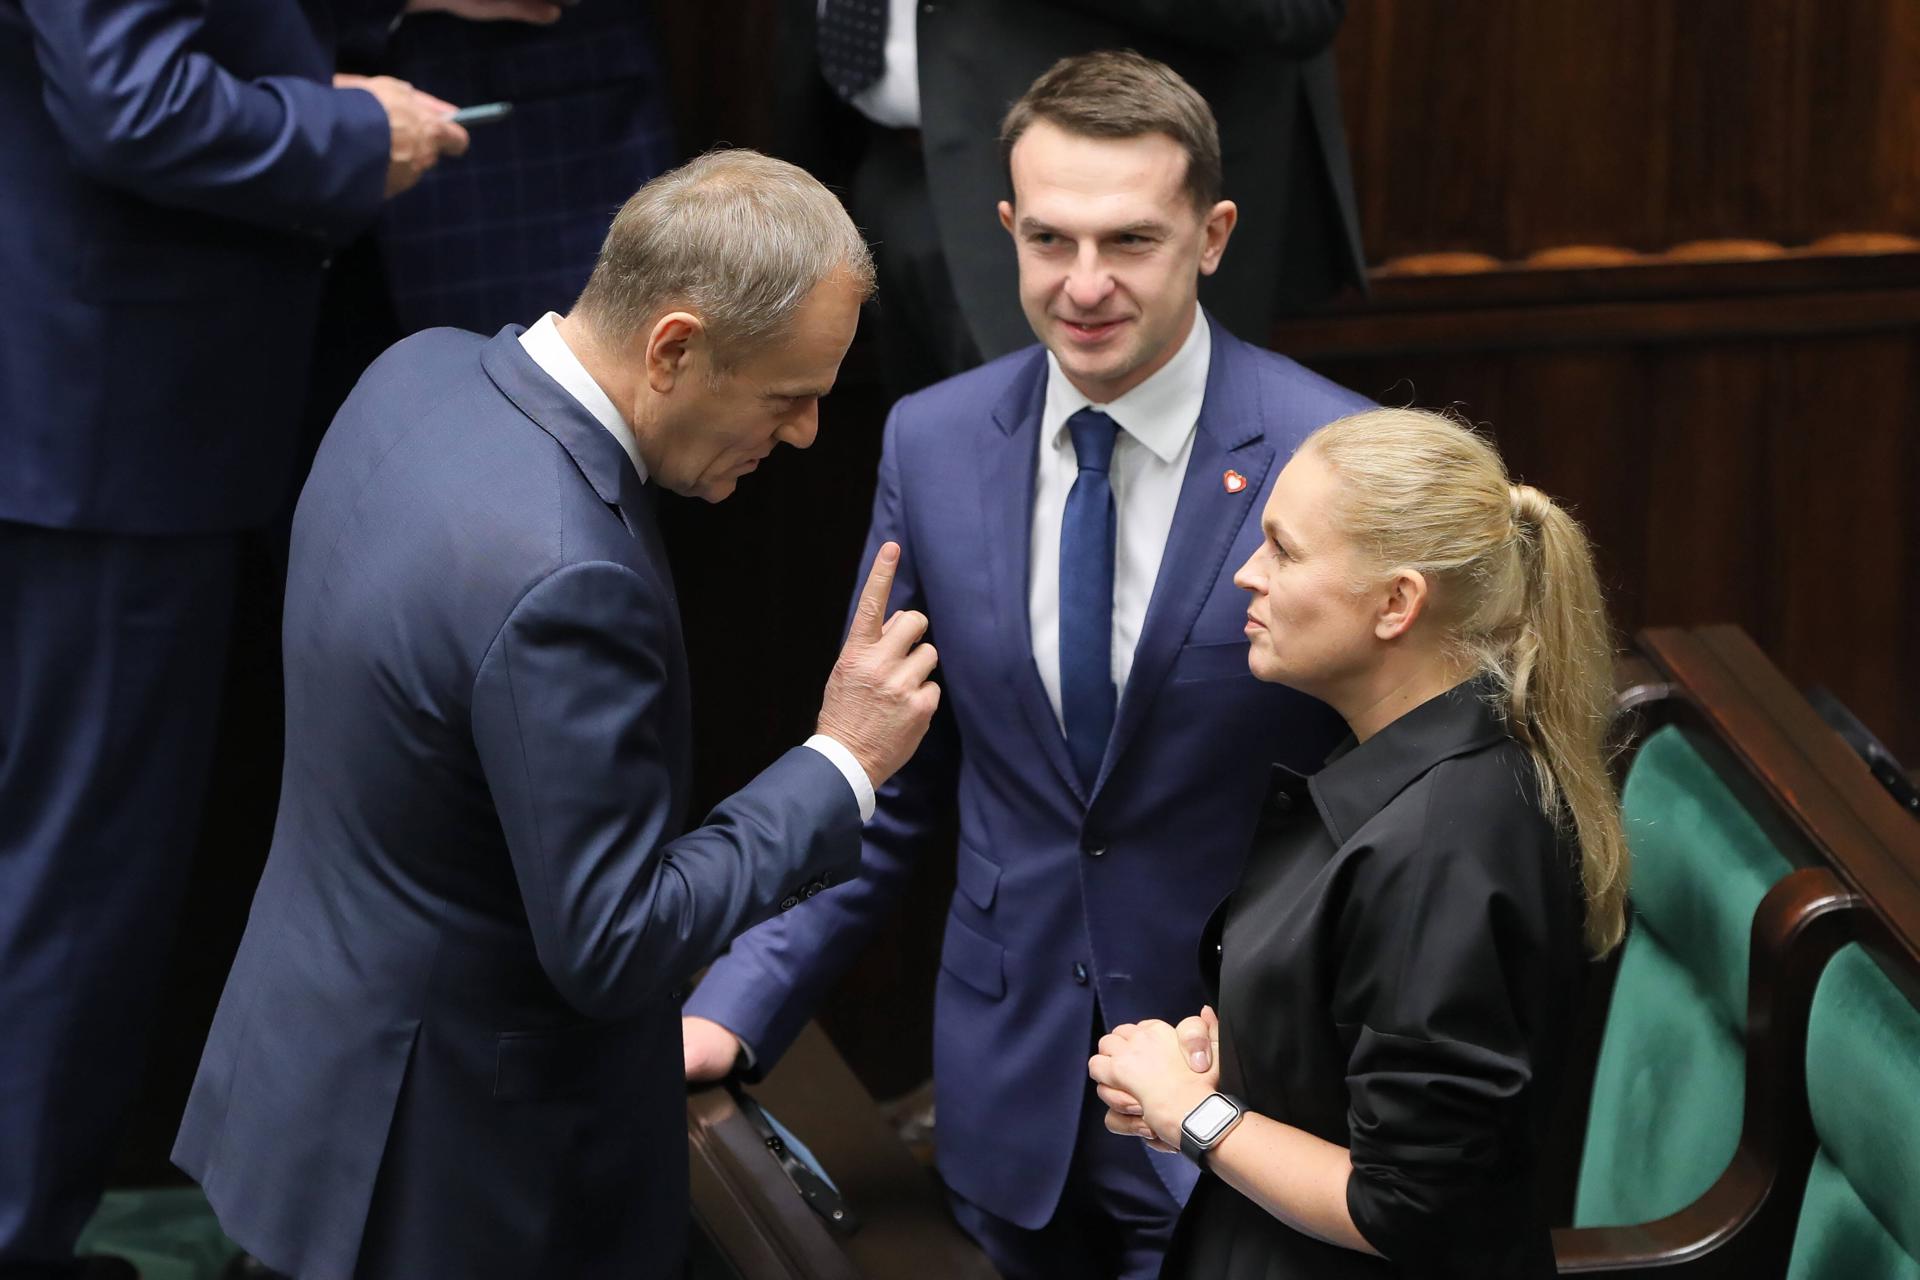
[{"xmin": 1554, "ymin": 1146, "xmax": 1772, "ymax": 1275}]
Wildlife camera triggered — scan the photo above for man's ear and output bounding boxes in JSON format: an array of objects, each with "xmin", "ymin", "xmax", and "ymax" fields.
[
  {"xmin": 1198, "ymin": 200, "xmax": 1238, "ymax": 276},
  {"xmin": 644, "ymin": 311, "xmax": 702, "ymax": 393},
  {"xmin": 1375, "ymin": 568, "xmax": 1429, "ymax": 641},
  {"xmin": 998, "ymin": 199, "xmax": 1016, "ymax": 238}
]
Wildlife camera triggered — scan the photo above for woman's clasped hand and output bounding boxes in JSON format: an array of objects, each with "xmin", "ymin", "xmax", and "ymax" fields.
[{"xmin": 1088, "ymin": 1007, "xmax": 1221, "ymax": 1152}]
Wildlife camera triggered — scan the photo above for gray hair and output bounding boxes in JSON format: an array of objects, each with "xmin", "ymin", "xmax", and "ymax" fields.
[{"xmin": 574, "ymin": 148, "xmax": 875, "ymax": 364}]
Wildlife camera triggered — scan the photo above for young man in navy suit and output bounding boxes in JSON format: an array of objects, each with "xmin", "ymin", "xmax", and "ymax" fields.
[{"xmin": 685, "ymin": 51, "xmax": 1373, "ymax": 1280}]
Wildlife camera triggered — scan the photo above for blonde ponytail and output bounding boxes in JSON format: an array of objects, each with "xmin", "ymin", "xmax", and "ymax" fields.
[
  {"xmin": 1504, "ymin": 484, "xmax": 1629, "ymax": 955},
  {"xmin": 1305, "ymin": 410, "xmax": 1629, "ymax": 955}
]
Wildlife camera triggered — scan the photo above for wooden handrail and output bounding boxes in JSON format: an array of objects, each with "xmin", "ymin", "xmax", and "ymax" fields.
[{"xmin": 1638, "ymin": 626, "xmax": 1920, "ymax": 969}]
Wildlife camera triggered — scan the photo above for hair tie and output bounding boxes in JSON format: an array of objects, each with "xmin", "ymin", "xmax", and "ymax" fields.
[{"xmin": 1509, "ymin": 483, "xmax": 1549, "ymax": 530}]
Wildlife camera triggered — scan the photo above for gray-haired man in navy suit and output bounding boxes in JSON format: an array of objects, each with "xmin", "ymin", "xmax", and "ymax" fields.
[{"xmin": 174, "ymin": 150, "xmax": 940, "ymax": 1280}]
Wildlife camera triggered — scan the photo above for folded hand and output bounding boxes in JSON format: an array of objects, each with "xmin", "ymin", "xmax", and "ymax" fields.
[{"xmin": 1088, "ymin": 1006, "xmax": 1219, "ymax": 1151}]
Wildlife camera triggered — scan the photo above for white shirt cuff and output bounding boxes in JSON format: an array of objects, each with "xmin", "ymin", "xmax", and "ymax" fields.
[{"xmin": 803, "ymin": 734, "xmax": 876, "ymax": 823}]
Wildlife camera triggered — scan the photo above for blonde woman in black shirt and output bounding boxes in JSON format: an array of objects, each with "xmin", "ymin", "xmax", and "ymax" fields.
[{"xmin": 1088, "ymin": 407, "xmax": 1628, "ymax": 1279}]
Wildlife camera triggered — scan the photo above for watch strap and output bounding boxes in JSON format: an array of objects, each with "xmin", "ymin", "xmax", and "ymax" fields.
[{"xmin": 1178, "ymin": 1120, "xmax": 1208, "ymax": 1166}]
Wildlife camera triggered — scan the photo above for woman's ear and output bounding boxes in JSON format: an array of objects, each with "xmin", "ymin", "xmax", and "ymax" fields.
[{"xmin": 1375, "ymin": 568, "xmax": 1429, "ymax": 641}]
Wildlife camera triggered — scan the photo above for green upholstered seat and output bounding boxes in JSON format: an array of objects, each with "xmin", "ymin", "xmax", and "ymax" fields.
[
  {"xmin": 1574, "ymin": 725, "xmax": 1796, "ymax": 1227},
  {"xmin": 74, "ymin": 1186, "xmax": 242, "ymax": 1280},
  {"xmin": 1785, "ymin": 944, "xmax": 1920, "ymax": 1280}
]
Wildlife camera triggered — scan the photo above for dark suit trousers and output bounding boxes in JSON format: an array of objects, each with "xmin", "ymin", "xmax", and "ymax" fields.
[
  {"xmin": 947, "ymin": 1079, "xmax": 1182, "ymax": 1280},
  {"xmin": 0, "ymin": 522, "xmax": 235, "ymax": 1270}
]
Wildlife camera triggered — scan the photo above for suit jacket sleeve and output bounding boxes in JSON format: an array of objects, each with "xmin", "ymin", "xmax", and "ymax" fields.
[
  {"xmin": 17, "ymin": 0, "xmax": 389, "ymax": 240},
  {"xmin": 686, "ymin": 404, "xmax": 962, "ymax": 1070},
  {"xmin": 472, "ymin": 559, "xmax": 863, "ymax": 1021},
  {"xmin": 1038, "ymin": 0, "xmax": 1345, "ymax": 55},
  {"xmin": 1331, "ymin": 781, "xmax": 1543, "ymax": 1266}
]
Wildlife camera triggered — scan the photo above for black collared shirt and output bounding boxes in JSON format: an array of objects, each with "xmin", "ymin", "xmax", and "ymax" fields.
[{"xmin": 1166, "ymin": 678, "xmax": 1586, "ymax": 1280}]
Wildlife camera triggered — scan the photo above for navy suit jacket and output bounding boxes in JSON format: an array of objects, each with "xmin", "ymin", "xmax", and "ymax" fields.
[
  {"xmin": 174, "ymin": 327, "xmax": 862, "ymax": 1279},
  {"xmin": 689, "ymin": 315, "xmax": 1371, "ymax": 1227},
  {"xmin": 0, "ymin": 0, "xmax": 391, "ymax": 534}
]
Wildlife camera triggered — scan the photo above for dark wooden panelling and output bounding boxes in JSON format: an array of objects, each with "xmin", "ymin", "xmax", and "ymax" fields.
[
  {"xmin": 1337, "ymin": 1, "xmax": 1520, "ymax": 259},
  {"xmin": 655, "ymin": 0, "xmax": 781, "ymax": 156},
  {"xmin": 1503, "ymin": 4, "xmax": 1673, "ymax": 255},
  {"xmin": 1499, "ymin": 349, "xmax": 1655, "ymax": 621},
  {"xmin": 1338, "ymin": 0, "xmax": 1920, "ymax": 261},
  {"xmin": 1766, "ymin": 334, "xmax": 1916, "ymax": 748},
  {"xmin": 1637, "ymin": 347, "xmax": 1773, "ymax": 629}
]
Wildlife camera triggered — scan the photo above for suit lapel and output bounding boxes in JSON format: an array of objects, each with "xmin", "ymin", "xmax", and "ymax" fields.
[
  {"xmin": 478, "ymin": 326, "xmax": 652, "ymax": 538},
  {"xmin": 1094, "ymin": 319, "xmax": 1274, "ymax": 798},
  {"xmin": 981, "ymin": 351, "xmax": 1088, "ymax": 804}
]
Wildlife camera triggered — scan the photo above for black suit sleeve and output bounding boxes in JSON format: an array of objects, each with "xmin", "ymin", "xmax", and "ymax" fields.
[{"xmin": 1328, "ymin": 779, "xmax": 1544, "ymax": 1267}]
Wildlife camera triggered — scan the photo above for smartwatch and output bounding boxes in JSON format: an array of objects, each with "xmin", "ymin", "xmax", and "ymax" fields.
[{"xmin": 1178, "ymin": 1091, "xmax": 1246, "ymax": 1168}]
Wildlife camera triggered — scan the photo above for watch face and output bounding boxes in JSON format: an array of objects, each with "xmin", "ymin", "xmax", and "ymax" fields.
[{"xmin": 1185, "ymin": 1094, "xmax": 1238, "ymax": 1144}]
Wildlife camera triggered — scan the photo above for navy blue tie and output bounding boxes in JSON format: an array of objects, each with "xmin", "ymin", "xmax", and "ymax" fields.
[
  {"xmin": 818, "ymin": 0, "xmax": 889, "ymax": 102},
  {"xmin": 1059, "ymin": 408, "xmax": 1121, "ymax": 791}
]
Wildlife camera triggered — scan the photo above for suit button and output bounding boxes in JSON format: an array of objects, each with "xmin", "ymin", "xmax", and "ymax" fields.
[
  {"xmin": 1086, "ymin": 845, "xmax": 1106, "ymax": 858},
  {"xmin": 780, "ymin": 896, "xmax": 799, "ymax": 912},
  {"xmin": 1271, "ymin": 790, "xmax": 1293, "ymax": 813},
  {"xmin": 803, "ymin": 883, "xmax": 821, "ymax": 900},
  {"xmin": 1215, "ymin": 943, "xmax": 1224, "ymax": 956},
  {"xmin": 1072, "ymin": 962, "xmax": 1089, "ymax": 985}
]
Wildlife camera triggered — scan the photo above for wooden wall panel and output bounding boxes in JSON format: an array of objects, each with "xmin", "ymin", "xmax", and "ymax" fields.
[
  {"xmin": 656, "ymin": 0, "xmax": 781, "ymax": 156},
  {"xmin": 1338, "ymin": 2, "xmax": 1519, "ymax": 259},
  {"xmin": 1802, "ymin": 0, "xmax": 1920, "ymax": 236},
  {"xmin": 1339, "ymin": 0, "xmax": 1920, "ymax": 261},
  {"xmin": 1502, "ymin": 4, "xmax": 1672, "ymax": 254},
  {"xmin": 1497, "ymin": 350, "xmax": 1656, "ymax": 619},
  {"xmin": 1660, "ymin": 0, "xmax": 1800, "ymax": 245},
  {"xmin": 1766, "ymin": 334, "xmax": 1916, "ymax": 741},
  {"xmin": 1638, "ymin": 348, "xmax": 1774, "ymax": 628}
]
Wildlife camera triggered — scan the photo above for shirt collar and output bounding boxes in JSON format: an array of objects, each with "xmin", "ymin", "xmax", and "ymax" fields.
[
  {"xmin": 518, "ymin": 312, "xmax": 649, "ymax": 483},
  {"xmin": 1305, "ymin": 676, "xmax": 1515, "ymax": 844},
  {"xmin": 1042, "ymin": 306, "xmax": 1211, "ymax": 464}
]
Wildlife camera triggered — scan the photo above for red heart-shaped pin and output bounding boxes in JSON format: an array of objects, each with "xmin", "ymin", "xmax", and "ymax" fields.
[{"xmin": 1223, "ymin": 470, "xmax": 1247, "ymax": 494}]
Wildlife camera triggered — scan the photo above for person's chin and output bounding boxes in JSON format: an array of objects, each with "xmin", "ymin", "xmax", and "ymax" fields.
[
  {"xmin": 1246, "ymin": 650, "xmax": 1285, "ymax": 685},
  {"xmin": 1056, "ymin": 345, "xmax": 1136, "ymax": 392}
]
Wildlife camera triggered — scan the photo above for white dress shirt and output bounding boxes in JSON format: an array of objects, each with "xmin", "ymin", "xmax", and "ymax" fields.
[
  {"xmin": 819, "ymin": 0, "xmax": 921, "ymax": 129},
  {"xmin": 517, "ymin": 313, "xmax": 875, "ymax": 821},
  {"xmin": 1029, "ymin": 310, "xmax": 1211, "ymax": 729},
  {"xmin": 519, "ymin": 312, "xmax": 648, "ymax": 482}
]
